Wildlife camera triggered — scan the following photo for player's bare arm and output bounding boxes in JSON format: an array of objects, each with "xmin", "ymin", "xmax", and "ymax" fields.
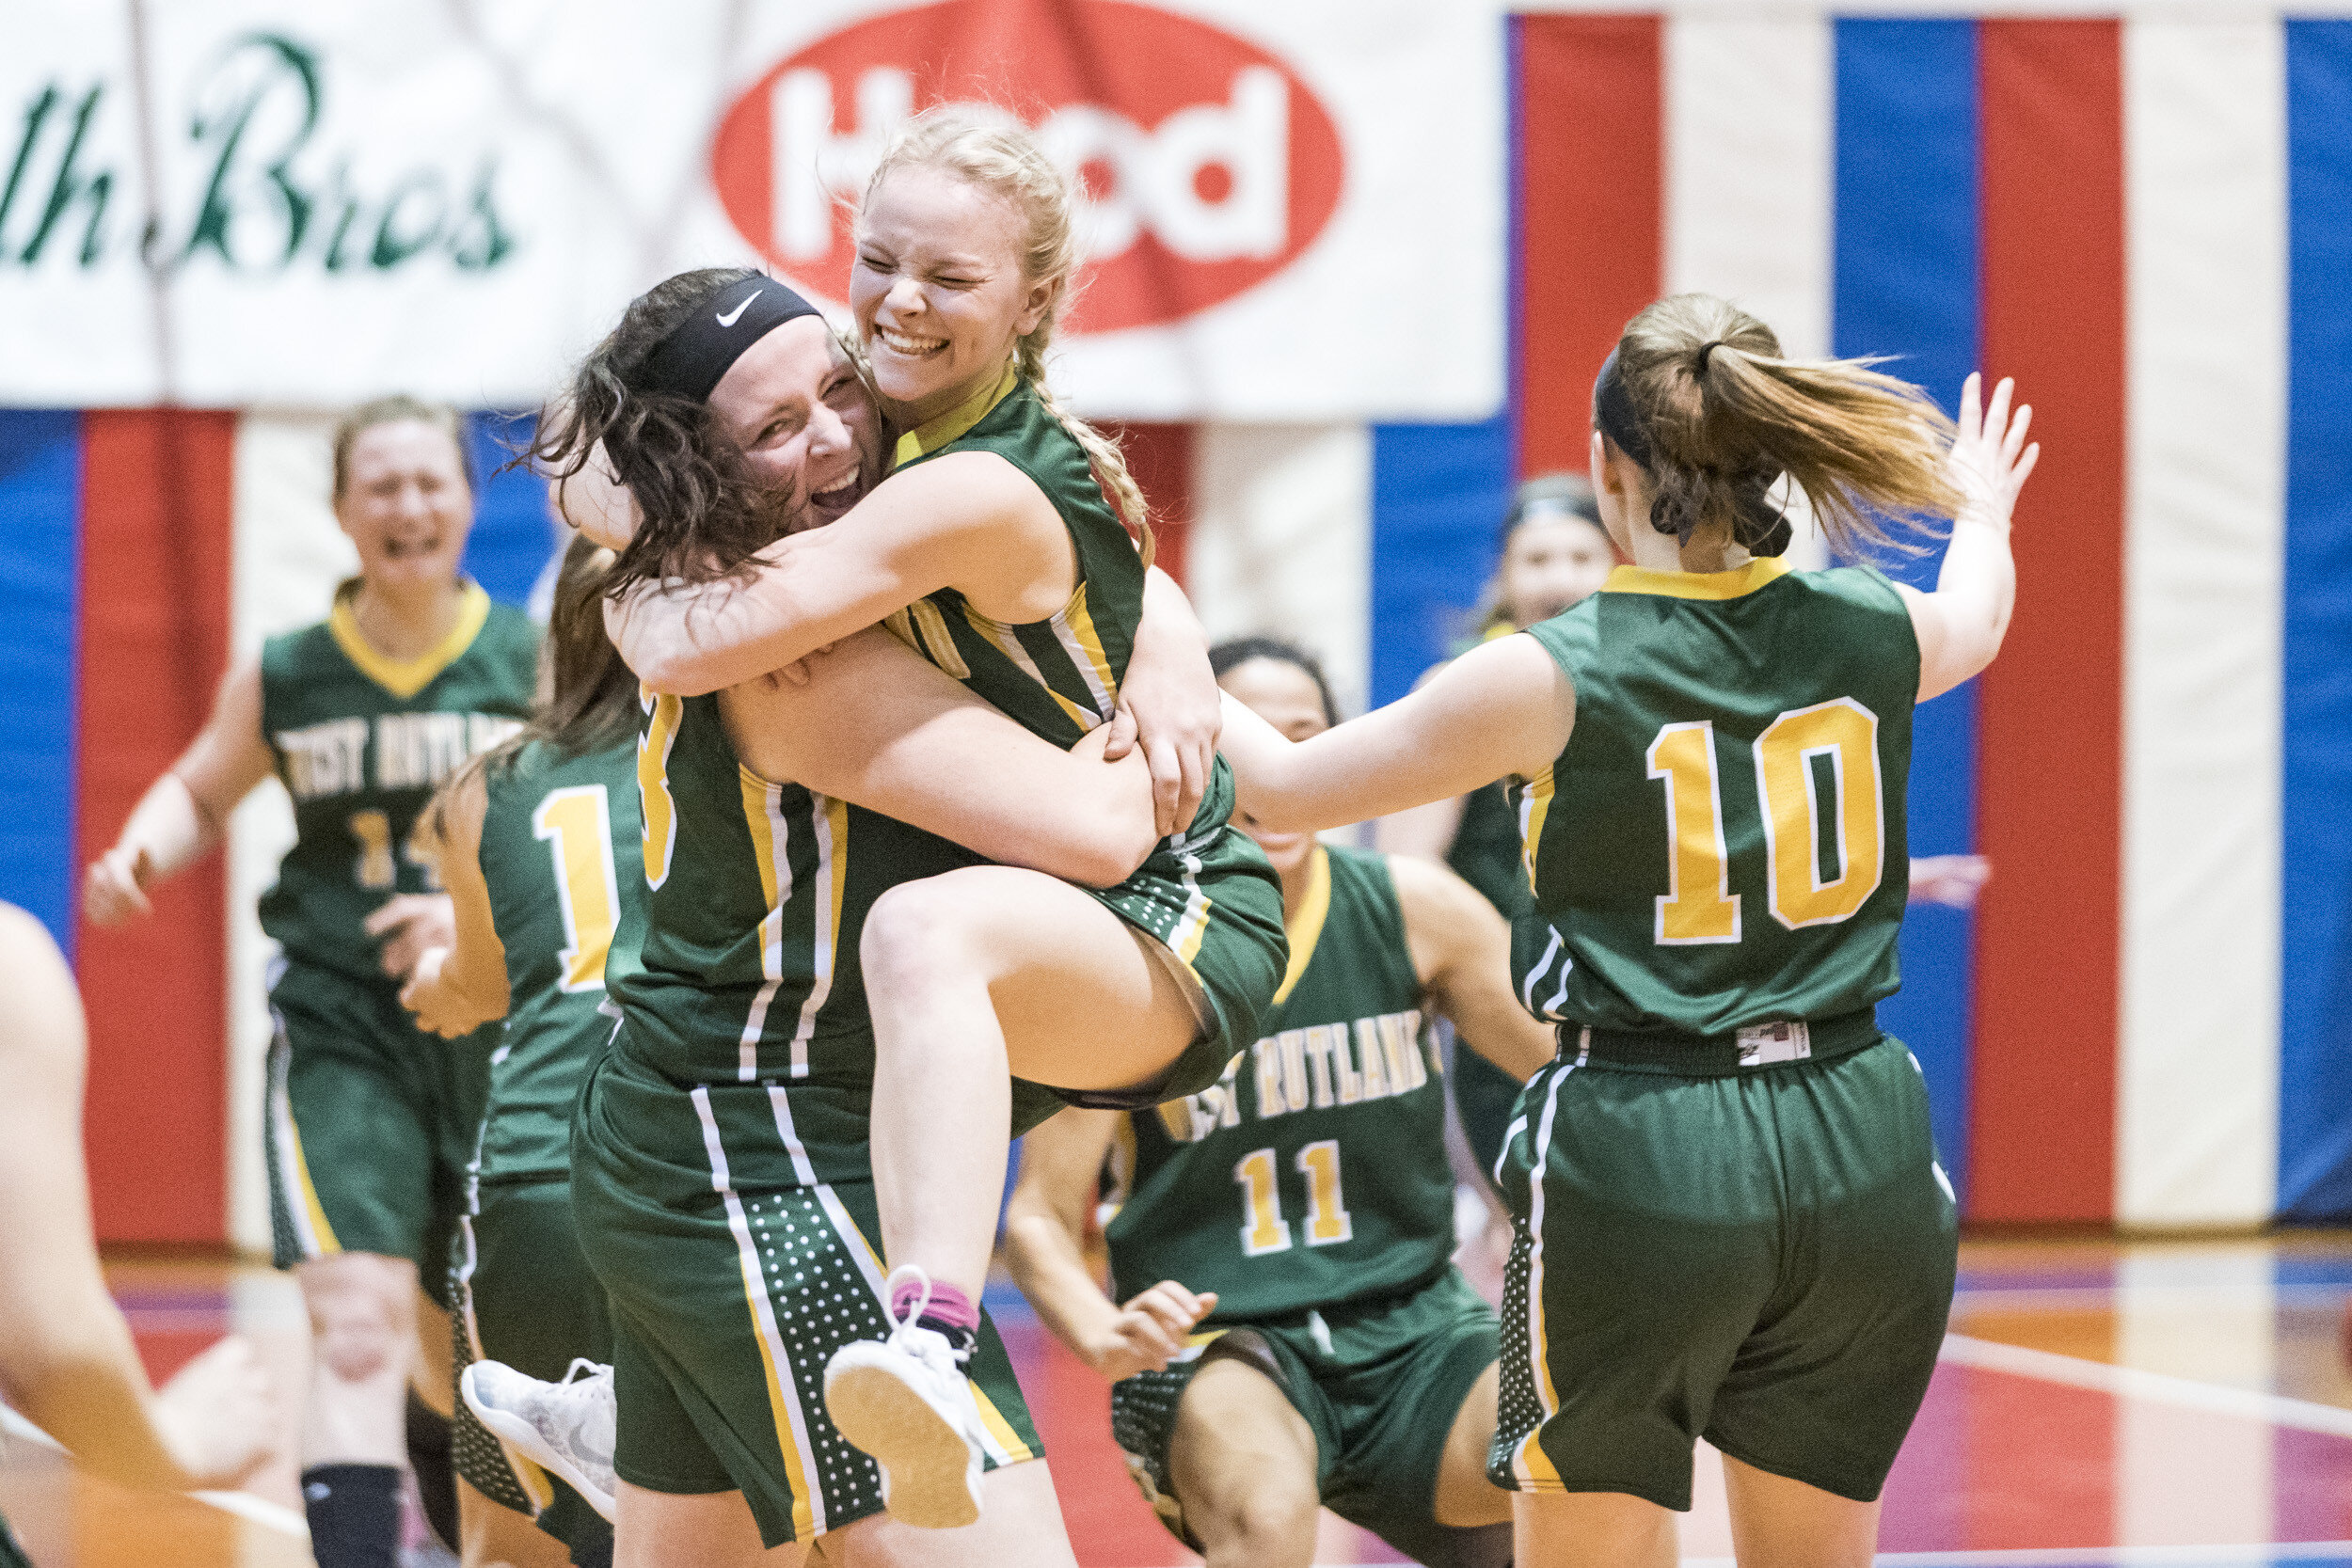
[
  {"xmin": 398, "ymin": 766, "xmax": 511, "ymax": 1038},
  {"xmin": 1896, "ymin": 372, "xmax": 2038, "ymax": 702},
  {"xmin": 1386, "ymin": 852, "xmax": 1556, "ymax": 1082}
]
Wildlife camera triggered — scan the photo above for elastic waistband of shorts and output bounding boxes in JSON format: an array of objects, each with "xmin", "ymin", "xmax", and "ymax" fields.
[{"xmin": 1556, "ymin": 1007, "xmax": 1883, "ymax": 1078}]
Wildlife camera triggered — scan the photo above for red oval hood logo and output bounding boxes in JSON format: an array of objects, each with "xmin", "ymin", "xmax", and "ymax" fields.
[{"xmin": 711, "ymin": 0, "xmax": 1344, "ymax": 335}]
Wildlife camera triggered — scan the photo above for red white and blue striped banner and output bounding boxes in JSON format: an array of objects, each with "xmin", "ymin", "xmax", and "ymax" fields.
[{"xmin": 2, "ymin": 8, "xmax": 2347, "ymax": 1241}]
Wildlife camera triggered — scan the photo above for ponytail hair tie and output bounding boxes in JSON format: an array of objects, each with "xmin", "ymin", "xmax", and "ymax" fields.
[{"xmin": 1695, "ymin": 340, "xmax": 1725, "ymax": 374}]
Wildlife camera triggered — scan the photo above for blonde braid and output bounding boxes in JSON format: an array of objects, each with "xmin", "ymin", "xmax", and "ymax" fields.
[{"xmin": 868, "ymin": 107, "xmax": 1158, "ymax": 566}]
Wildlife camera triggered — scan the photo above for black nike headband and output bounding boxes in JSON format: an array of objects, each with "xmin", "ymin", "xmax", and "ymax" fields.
[{"xmin": 631, "ymin": 276, "xmax": 822, "ymax": 404}]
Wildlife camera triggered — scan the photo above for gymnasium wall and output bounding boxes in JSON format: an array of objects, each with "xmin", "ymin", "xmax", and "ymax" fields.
[{"xmin": 1, "ymin": 5, "xmax": 2348, "ymax": 1243}]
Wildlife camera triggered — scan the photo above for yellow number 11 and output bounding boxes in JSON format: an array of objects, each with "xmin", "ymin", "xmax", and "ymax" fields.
[{"xmin": 533, "ymin": 785, "xmax": 621, "ymax": 993}]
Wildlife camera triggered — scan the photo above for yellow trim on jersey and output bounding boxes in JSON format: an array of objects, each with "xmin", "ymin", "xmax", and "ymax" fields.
[
  {"xmin": 1600, "ymin": 556, "xmax": 1791, "ymax": 603},
  {"xmin": 1057, "ymin": 583, "xmax": 1121, "ymax": 719},
  {"xmin": 1269, "ymin": 844, "xmax": 1332, "ymax": 1007},
  {"xmin": 960, "ymin": 599, "xmax": 1101, "ymax": 732},
  {"xmin": 328, "ymin": 579, "xmax": 493, "ymax": 699},
  {"xmin": 739, "ymin": 769, "xmax": 783, "ymax": 910},
  {"xmin": 969, "ymin": 1386, "xmax": 1036, "ymax": 1465},
  {"xmin": 886, "ymin": 600, "xmax": 972, "ymax": 680},
  {"xmin": 288, "ymin": 1119, "xmax": 343, "ymax": 1256},
  {"xmin": 893, "ymin": 361, "xmax": 1019, "ymax": 466},
  {"xmin": 1519, "ymin": 769, "xmax": 1556, "ymax": 894}
]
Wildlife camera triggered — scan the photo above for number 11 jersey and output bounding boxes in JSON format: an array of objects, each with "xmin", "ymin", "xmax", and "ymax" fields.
[
  {"xmin": 1516, "ymin": 557, "xmax": 1917, "ymax": 1037},
  {"xmin": 1104, "ymin": 843, "xmax": 1455, "ymax": 1323}
]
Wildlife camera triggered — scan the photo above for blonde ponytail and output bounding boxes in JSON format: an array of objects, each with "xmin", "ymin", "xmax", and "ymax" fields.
[
  {"xmin": 1613, "ymin": 293, "xmax": 1960, "ymax": 562},
  {"xmin": 866, "ymin": 107, "xmax": 1157, "ymax": 566}
]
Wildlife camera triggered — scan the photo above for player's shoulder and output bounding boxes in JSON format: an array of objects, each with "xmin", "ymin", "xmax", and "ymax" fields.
[{"xmin": 474, "ymin": 598, "xmax": 544, "ymax": 659}]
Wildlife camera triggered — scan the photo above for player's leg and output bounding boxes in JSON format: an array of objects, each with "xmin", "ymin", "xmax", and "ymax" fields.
[
  {"xmin": 1163, "ymin": 1357, "xmax": 1322, "ymax": 1568},
  {"xmin": 857, "ymin": 865, "xmax": 1201, "ymax": 1302},
  {"xmin": 614, "ymin": 1481, "xmax": 805, "ymax": 1568},
  {"xmin": 1431, "ymin": 1364, "xmax": 1511, "ymax": 1529},
  {"xmin": 1719, "ymin": 1458, "xmax": 1878, "ymax": 1568},
  {"xmin": 293, "ymin": 1249, "xmax": 425, "ymax": 1566},
  {"xmin": 1514, "ymin": 1492, "xmax": 1677, "ymax": 1568},
  {"xmin": 817, "ymin": 1461, "xmax": 1078, "ymax": 1567},
  {"xmin": 460, "ymin": 1477, "xmax": 575, "ymax": 1568}
]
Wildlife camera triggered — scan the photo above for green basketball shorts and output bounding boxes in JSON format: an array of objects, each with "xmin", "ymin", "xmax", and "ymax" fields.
[
  {"xmin": 262, "ymin": 958, "xmax": 469, "ymax": 1276},
  {"xmin": 1488, "ymin": 1034, "xmax": 1958, "ymax": 1510},
  {"xmin": 569, "ymin": 1043, "xmax": 1043, "ymax": 1549},
  {"xmin": 1112, "ymin": 1267, "xmax": 1506, "ymax": 1567},
  {"xmin": 449, "ymin": 1178, "xmax": 613, "ymax": 1564},
  {"xmin": 1066, "ymin": 819, "xmax": 1288, "ymax": 1112}
]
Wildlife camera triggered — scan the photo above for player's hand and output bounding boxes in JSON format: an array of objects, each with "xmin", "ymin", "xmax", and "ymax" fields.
[
  {"xmin": 1908, "ymin": 854, "xmax": 1991, "ymax": 910},
  {"xmin": 365, "ymin": 894, "xmax": 456, "ymax": 982},
  {"xmin": 149, "ymin": 1335, "xmax": 278, "ymax": 1492},
  {"xmin": 1947, "ymin": 372, "xmax": 2040, "ymax": 533},
  {"xmin": 556, "ymin": 443, "xmax": 641, "ymax": 550},
  {"xmin": 83, "ymin": 846, "xmax": 155, "ymax": 927},
  {"xmin": 756, "ymin": 641, "xmax": 837, "ymax": 691},
  {"xmin": 399, "ymin": 946, "xmax": 486, "ymax": 1038},
  {"xmin": 1081, "ymin": 1282, "xmax": 1216, "ymax": 1382},
  {"xmin": 1112, "ymin": 674, "xmax": 1219, "ymax": 840}
]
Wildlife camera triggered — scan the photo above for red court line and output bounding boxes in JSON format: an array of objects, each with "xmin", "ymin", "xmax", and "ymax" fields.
[
  {"xmin": 73, "ymin": 411, "xmax": 236, "ymax": 1245},
  {"xmin": 1968, "ymin": 20, "xmax": 2127, "ymax": 1225},
  {"xmin": 1515, "ymin": 13, "xmax": 1662, "ymax": 479}
]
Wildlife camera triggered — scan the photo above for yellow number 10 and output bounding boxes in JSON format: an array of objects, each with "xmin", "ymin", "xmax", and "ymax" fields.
[
  {"xmin": 533, "ymin": 785, "xmax": 621, "ymax": 993},
  {"xmin": 1646, "ymin": 699, "xmax": 1884, "ymax": 943}
]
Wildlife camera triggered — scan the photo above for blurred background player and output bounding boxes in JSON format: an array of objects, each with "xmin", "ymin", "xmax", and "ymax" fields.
[
  {"xmin": 1005, "ymin": 636, "xmax": 1554, "ymax": 1568},
  {"xmin": 1377, "ymin": 475, "xmax": 1615, "ymax": 1210},
  {"xmin": 83, "ymin": 396, "xmax": 540, "ymax": 1568},
  {"xmin": 0, "ymin": 902, "xmax": 279, "ymax": 1565},
  {"xmin": 399, "ymin": 534, "xmax": 640, "ymax": 1568}
]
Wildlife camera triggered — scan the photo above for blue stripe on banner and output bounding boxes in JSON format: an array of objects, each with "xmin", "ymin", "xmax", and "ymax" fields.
[
  {"xmin": 1368, "ymin": 418, "xmax": 1515, "ymax": 706},
  {"xmin": 464, "ymin": 410, "xmax": 560, "ymax": 611},
  {"xmin": 1832, "ymin": 19, "xmax": 1981, "ymax": 1200},
  {"xmin": 0, "ymin": 411, "xmax": 81, "ymax": 950},
  {"xmin": 2279, "ymin": 22, "xmax": 2352, "ymax": 1219},
  {"xmin": 1366, "ymin": 14, "xmax": 1518, "ymax": 709}
]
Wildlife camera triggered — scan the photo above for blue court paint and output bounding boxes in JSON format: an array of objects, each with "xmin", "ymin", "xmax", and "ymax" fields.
[
  {"xmin": 2279, "ymin": 23, "xmax": 2352, "ymax": 1220},
  {"xmin": 1366, "ymin": 15, "xmax": 1518, "ymax": 709},
  {"xmin": 1832, "ymin": 19, "xmax": 1981, "ymax": 1201},
  {"xmin": 464, "ymin": 410, "xmax": 560, "ymax": 610},
  {"xmin": 0, "ymin": 411, "xmax": 81, "ymax": 950}
]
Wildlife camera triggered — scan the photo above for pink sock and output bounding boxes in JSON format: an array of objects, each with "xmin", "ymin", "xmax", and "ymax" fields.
[{"xmin": 892, "ymin": 1277, "xmax": 979, "ymax": 1335}]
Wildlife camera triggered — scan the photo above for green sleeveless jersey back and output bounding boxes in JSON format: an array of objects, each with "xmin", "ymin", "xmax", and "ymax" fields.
[
  {"xmin": 608, "ymin": 686, "xmax": 984, "ymax": 1089},
  {"xmin": 475, "ymin": 737, "xmax": 643, "ymax": 1183},
  {"xmin": 259, "ymin": 582, "xmax": 538, "ymax": 984},
  {"xmin": 1104, "ymin": 845, "xmax": 1452, "ymax": 1321},
  {"xmin": 1517, "ymin": 560, "xmax": 1917, "ymax": 1038}
]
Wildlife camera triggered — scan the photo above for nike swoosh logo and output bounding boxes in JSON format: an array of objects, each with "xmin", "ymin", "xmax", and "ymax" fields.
[{"xmin": 716, "ymin": 291, "xmax": 760, "ymax": 327}]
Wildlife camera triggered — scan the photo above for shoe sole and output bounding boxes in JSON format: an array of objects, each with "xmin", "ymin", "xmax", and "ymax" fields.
[
  {"xmin": 824, "ymin": 1358, "xmax": 980, "ymax": 1530},
  {"xmin": 460, "ymin": 1365, "xmax": 618, "ymax": 1525}
]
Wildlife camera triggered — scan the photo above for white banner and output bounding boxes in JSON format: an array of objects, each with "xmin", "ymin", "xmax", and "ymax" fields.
[{"xmin": 0, "ymin": 0, "xmax": 1502, "ymax": 419}]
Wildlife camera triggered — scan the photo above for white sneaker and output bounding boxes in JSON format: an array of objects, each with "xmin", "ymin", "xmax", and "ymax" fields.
[
  {"xmin": 461, "ymin": 1358, "xmax": 617, "ymax": 1524},
  {"xmin": 822, "ymin": 1265, "xmax": 986, "ymax": 1529}
]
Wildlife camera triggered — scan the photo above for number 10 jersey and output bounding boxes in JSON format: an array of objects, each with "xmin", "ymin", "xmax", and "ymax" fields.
[
  {"xmin": 1516, "ymin": 558, "xmax": 1918, "ymax": 1039},
  {"xmin": 1104, "ymin": 843, "xmax": 1455, "ymax": 1323}
]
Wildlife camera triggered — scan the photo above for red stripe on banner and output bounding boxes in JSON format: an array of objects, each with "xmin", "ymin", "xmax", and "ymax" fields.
[
  {"xmin": 1104, "ymin": 422, "xmax": 1193, "ymax": 589},
  {"xmin": 1516, "ymin": 14, "xmax": 1662, "ymax": 479},
  {"xmin": 74, "ymin": 411, "xmax": 236, "ymax": 1245},
  {"xmin": 1969, "ymin": 21, "xmax": 2127, "ymax": 1224}
]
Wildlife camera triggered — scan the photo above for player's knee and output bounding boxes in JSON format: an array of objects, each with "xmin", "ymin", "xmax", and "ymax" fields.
[
  {"xmin": 861, "ymin": 878, "xmax": 985, "ymax": 989},
  {"xmin": 298, "ymin": 1254, "xmax": 415, "ymax": 1386},
  {"xmin": 1187, "ymin": 1469, "xmax": 1319, "ymax": 1559}
]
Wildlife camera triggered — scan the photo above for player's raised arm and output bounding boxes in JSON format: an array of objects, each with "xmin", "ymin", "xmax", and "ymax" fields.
[
  {"xmin": 1896, "ymin": 372, "xmax": 2038, "ymax": 703},
  {"xmin": 398, "ymin": 764, "xmax": 511, "ymax": 1038}
]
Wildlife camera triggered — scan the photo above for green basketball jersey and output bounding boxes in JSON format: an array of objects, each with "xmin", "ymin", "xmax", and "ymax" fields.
[
  {"xmin": 1104, "ymin": 845, "xmax": 1453, "ymax": 1322},
  {"xmin": 882, "ymin": 367, "xmax": 1264, "ymax": 965},
  {"xmin": 473, "ymin": 737, "xmax": 644, "ymax": 1183},
  {"xmin": 1517, "ymin": 559, "xmax": 1917, "ymax": 1038},
  {"xmin": 607, "ymin": 686, "xmax": 985, "ymax": 1089},
  {"xmin": 260, "ymin": 581, "xmax": 539, "ymax": 984}
]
